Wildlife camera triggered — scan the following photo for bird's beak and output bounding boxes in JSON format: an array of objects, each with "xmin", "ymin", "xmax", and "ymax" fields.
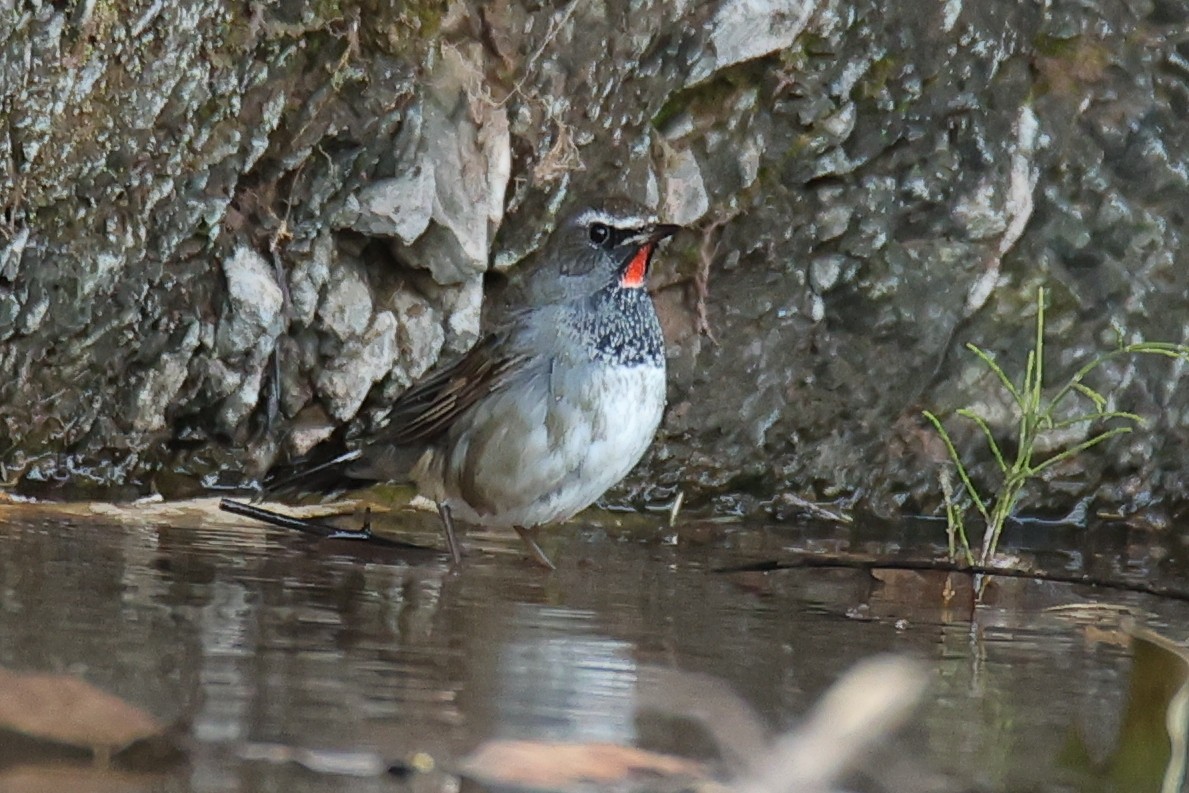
[
  {"xmin": 619, "ymin": 223, "xmax": 680, "ymax": 288},
  {"xmin": 624, "ymin": 223, "xmax": 680, "ymax": 247},
  {"xmin": 647, "ymin": 223, "xmax": 681, "ymax": 244}
]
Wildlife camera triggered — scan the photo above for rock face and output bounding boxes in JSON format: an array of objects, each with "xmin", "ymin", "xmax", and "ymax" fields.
[{"xmin": 0, "ymin": 0, "xmax": 1186, "ymax": 520}]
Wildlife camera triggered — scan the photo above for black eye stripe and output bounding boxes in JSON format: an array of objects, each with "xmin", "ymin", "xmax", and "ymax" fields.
[
  {"xmin": 586, "ymin": 223, "xmax": 645, "ymax": 249},
  {"xmin": 609, "ymin": 227, "xmax": 636, "ymax": 246}
]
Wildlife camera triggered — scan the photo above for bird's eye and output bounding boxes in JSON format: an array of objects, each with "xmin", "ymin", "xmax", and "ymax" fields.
[{"xmin": 588, "ymin": 223, "xmax": 611, "ymax": 246}]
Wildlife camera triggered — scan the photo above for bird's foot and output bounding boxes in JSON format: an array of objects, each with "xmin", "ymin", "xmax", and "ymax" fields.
[{"xmin": 513, "ymin": 526, "xmax": 556, "ymax": 570}]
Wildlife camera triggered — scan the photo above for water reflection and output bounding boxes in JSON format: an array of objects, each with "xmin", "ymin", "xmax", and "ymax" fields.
[
  {"xmin": 0, "ymin": 509, "xmax": 1184, "ymax": 792},
  {"xmin": 479, "ymin": 605, "xmax": 637, "ymax": 743}
]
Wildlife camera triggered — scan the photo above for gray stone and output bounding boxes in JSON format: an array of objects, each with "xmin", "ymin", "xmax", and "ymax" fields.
[
  {"xmin": 130, "ymin": 322, "xmax": 201, "ymax": 433},
  {"xmin": 661, "ymin": 146, "xmax": 710, "ymax": 226},
  {"xmin": 216, "ymin": 247, "xmax": 284, "ymax": 360},
  {"xmin": 815, "ymin": 199, "xmax": 853, "ymax": 242},
  {"xmin": 688, "ymin": 0, "xmax": 816, "ymax": 85},
  {"xmin": 0, "ymin": 292, "xmax": 20, "ymax": 340},
  {"xmin": 289, "ymin": 235, "xmax": 332, "ymax": 327},
  {"xmin": 285, "ymin": 404, "xmax": 336, "ymax": 457},
  {"xmin": 390, "ymin": 290, "xmax": 445, "ymax": 389},
  {"xmin": 436, "ymin": 276, "xmax": 484, "ymax": 354},
  {"xmin": 1, "ymin": 0, "xmax": 1186, "ymax": 523},
  {"xmin": 809, "ymin": 255, "xmax": 850, "ymax": 294},
  {"xmin": 334, "ymin": 164, "xmax": 436, "ymax": 244},
  {"xmin": 737, "ymin": 137, "xmax": 762, "ymax": 191},
  {"xmin": 219, "ymin": 366, "xmax": 264, "ymax": 434},
  {"xmin": 0, "ymin": 225, "xmax": 29, "ymax": 282},
  {"xmin": 316, "ymin": 311, "xmax": 399, "ymax": 421},
  {"xmin": 205, "ymin": 359, "xmax": 243, "ymax": 401},
  {"xmin": 317, "ymin": 258, "xmax": 373, "ymax": 341},
  {"xmin": 952, "ymin": 179, "xmax": 1008, "ymax": 241},
  {"xmin": 16, "ymin": 294, "xmax": 49, "ymax": 335},
  {"xmin": 394, "ymin": 43, "xmax": 511, "ymax": 285}
]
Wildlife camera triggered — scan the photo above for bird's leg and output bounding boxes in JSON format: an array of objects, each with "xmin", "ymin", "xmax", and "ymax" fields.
[
  {"xmin": 513, "ymin": 526, "xmax": 556, "ymax": 570},
  {"xmin": 437, "ymin": 503, "xmax": 463, "ymax": 565}
]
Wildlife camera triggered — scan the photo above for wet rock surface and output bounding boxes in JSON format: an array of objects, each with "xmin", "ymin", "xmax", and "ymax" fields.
[{"xmin": 0, "ymin": 0, "xmax": 1186, "ymax": 519}]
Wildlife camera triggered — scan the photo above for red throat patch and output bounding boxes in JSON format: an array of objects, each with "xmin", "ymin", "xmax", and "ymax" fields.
[{"xmin": 620, "ymin": 243, "xmax": 653, "ymax": 288}]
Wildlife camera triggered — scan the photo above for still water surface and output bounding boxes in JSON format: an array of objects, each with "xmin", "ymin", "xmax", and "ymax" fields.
[{"xmin": 0, "ymin": 505, "xmax": 1184, "ymax": 792}]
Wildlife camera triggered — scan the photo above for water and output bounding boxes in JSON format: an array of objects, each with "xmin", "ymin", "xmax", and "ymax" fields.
[{"xmin": 0, "ymin": 502, "xmax": 1185, "ymax": 792}]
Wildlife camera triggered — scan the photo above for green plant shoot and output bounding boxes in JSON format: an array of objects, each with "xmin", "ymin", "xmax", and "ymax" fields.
[{"xmin": 924, "ymin": 286, "xmax": 1189, "ymax": 566}]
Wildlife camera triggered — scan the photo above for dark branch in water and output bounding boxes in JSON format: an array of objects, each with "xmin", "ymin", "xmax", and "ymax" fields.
[
  {"xmin": 713, "ymin": 554, "xmax": 1189, "ymax": 603},
  {"xmin": 218, "ymin": 498, "xmax": 434, "ymax": 553}
]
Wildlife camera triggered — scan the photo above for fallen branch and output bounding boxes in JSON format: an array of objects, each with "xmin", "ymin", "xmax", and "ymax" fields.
[
  {"xmin": 713, "ymin": 554, "xmax": 1189, "ymax": 602},
  {"xmin": 218, "ymin": 498, "xmax": 434, "ymax": 553}
]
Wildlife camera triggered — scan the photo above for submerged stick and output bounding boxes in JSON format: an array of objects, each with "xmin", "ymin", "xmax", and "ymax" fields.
[
  {"xmin": 714, "ymin": 554, "xmax": 1189, "ymax": 603},
  {"xmin": 218, "ymin": 498, "xmax": 432, "ymax": 552}
]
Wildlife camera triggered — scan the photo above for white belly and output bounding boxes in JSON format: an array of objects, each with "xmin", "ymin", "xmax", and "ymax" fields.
[{"xmin": 414, "ymin": 363, "xmax": 666, "ymax": 529}]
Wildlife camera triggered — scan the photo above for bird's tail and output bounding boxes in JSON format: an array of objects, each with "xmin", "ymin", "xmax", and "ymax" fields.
[
  {"xmin": 260, "ymin": 437, "xmax": 425, "ymax": 501},
  {"xmin": 260, "ymin": 447, "xmax": 368, "ymax": 500}
]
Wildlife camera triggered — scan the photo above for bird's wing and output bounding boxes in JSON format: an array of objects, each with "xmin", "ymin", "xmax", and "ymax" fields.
[
  {"xmin": 380, "ymin": 331, "xmax": 530, "ymax": 446},
  {"xmin": 260, "ymin": 332, "xmax": 531, "ymax": 497}
]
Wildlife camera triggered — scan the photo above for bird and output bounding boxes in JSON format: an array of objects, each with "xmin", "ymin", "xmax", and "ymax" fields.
[{"xmin": 259, "ymin": 198, "xmax": 680, "ymax": 568}]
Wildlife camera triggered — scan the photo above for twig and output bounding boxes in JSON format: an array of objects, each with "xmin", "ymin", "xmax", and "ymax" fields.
[
  {"xmin": 777, "ymin": 492, "xmax": 853, "ymax": 525},
  {"xmin": 713, "ymin": 553, "xmax": 1189, "ymax": 602},
  {"xmin": 668, "ymin": 490, "xmax": 684, "ymax": 528},
  {"xmin": 693, "ymin": 215, "xmax": 733, "ymax": 343},
  {"xmin": 219, "ymin": 498, "xmax": 432, "ymax": 552},
  {"xmin": 493, "ymin": 0, "xmax": 582, "ymax": 109}
]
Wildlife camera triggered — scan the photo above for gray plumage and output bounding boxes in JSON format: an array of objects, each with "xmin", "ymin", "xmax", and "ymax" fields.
[{"xmin": 265, "ymin": 198, "xmax": 679, "ymax": 565}]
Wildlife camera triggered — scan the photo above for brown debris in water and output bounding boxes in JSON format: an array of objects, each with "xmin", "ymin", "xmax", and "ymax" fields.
[{"xmin": 0, "ymin": 667, "xmax": 164, "ymax": 758}]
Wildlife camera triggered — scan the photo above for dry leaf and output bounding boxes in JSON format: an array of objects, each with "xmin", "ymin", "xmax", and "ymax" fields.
[
  {"xmin": 0, "ymin": 667, "xmax": 163, "ymax": 754},
  {"xmin": 459, "ymin": 739, "xmax": 708, "ymax": 790},
  {"xmin": 870, "ymin": 568, "xmax": 975, "ymax": 618},
  {"xmin": 0, "ymin": 764, "xmax": 164, "ymax": 793}
]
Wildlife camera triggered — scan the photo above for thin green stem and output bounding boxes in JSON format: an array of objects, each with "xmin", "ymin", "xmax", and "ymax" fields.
[
  {"xmin": 1029, "ymin": 426, "xmax": 1134, "ymax": 475},
  {"xmin": 1048, "ymin": 342, "xmax": 1189, "ymax": 414},
  {"xmin": 966, "ymin": 344, "xmax": 1024, "ymax": 406},
  {"xmin": 1049, "ymin": 412, "xmax": 1144, "ymax": 431},
  {"xmin": 955, "ymin": 409, "xmax": 1009, "ymax": 474},
  {"xmin": 923, "ymin": 411, "xmax": 993, "ymax": 527},
  {"xmin": 924, "ymin": 284, "xmax": 1188, "ymax": 573},
  {"xmin": 938, "ymin": 471, "xmax": 974, "ymax": 565}
]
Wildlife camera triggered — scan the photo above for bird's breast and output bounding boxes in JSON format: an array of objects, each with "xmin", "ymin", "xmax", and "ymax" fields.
[
  {"xmin": 422, "ymin": 358, "xmax": 666, "ymax": 529},
  {"xmin": 564, "ymin": 360, "xmax": 666, "ymax": 476}
]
